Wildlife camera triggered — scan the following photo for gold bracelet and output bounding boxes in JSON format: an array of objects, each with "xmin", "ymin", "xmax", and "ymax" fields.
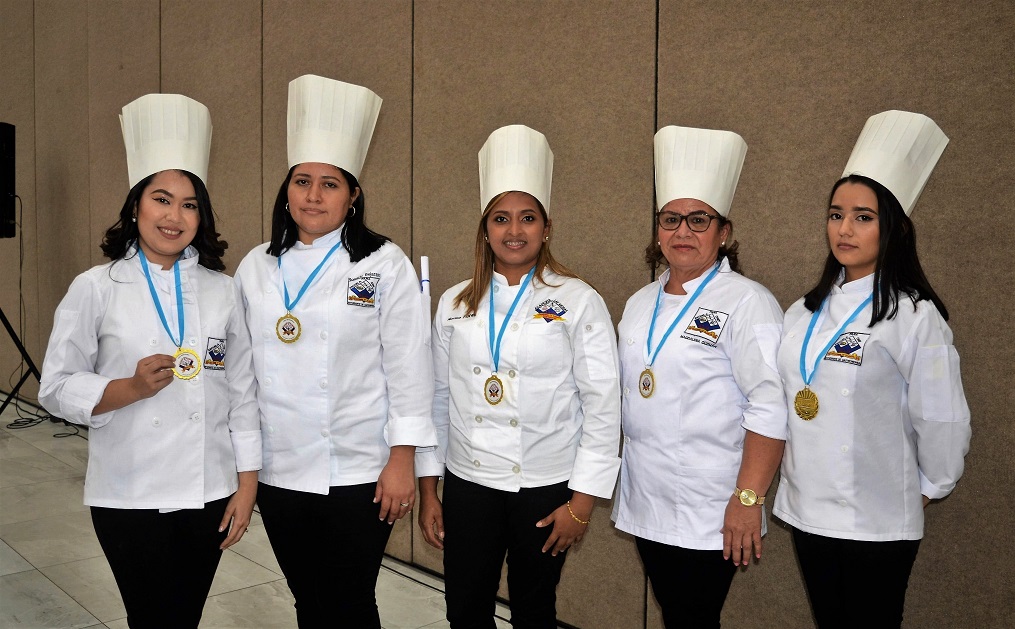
[{"xmin": 567, "ymin": 500, "xmax": 590, "ymax": 526}]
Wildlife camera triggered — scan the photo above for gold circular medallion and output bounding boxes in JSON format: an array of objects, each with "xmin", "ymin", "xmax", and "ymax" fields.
[
  {"xmin": 276, "ymin": 313, "xmax": 302, "ymax": 344},
  {"xmin": 172, "ymin": 347, "xmax": 202, "ymax": 380},
  {"xmin": 484, "ymin": 374, "xmax": 504, "ymax": 405},
  {"xmin": 639, "ymin": 368, "xmax": 655, "ymax": 398},
  {"xmin": 794, "ymin": 387, "xmax": 819, "ymax": 420}
]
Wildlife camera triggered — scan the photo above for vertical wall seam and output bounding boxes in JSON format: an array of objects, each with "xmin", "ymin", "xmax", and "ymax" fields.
[
  {"xmin": 261, "ymin": 0, "xmax": 265, "ymax": 242},
  {"xmin": 650, "ymin": 0, "xmax": 659, "ymax": 288},
  {"xmin": 409, "ymin": 1, "xmax": 415, "ymax": 265}
]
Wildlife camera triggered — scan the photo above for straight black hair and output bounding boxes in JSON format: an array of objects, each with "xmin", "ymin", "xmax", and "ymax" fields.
[
  {"xmin": 266, "ymin": 165, "xmax": 389, "ymax": 262},
  {"xmin": 803, "ymin": 174, "xmax": 948, "ymax": 325},
  {"xmin": 100, "ymin": 169, "xmax": 227, "ymax": 271}
]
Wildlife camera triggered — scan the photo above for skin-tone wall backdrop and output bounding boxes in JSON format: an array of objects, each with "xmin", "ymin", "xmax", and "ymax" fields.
[{"xmin": 1, "ymin": 1, "xmax": 1012, "ymax": 627}]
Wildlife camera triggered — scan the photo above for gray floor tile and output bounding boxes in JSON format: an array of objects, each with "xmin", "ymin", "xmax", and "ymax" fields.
[
  {"xmin": 39, "ymin": 556, "xmax": 125, "ymax": 622},
  {"xmin": 225, "ymin": 523, "xmax": 282, "ymax": 575},
  {"xmin": 0, "ymin": 476, "xmax": 89, "ymax": 525},
  {"xmin": 0, "ymin": 569, "xmax": 99, "ymax": 628},
  {"xmin": 198, "ymin": 580, "xmax": 297, "ymax": 628},
  {"xmin": 0, "ymin": 448, "xmax": 83, "ymax": 488},
  {"xmin": 208, "ymin": 550, "xmax": 284, "ymax": 597},
  {"xmin": 0, "ymin": 539, "xmax": 33, "ymax": 576},
  {"xmin": 0, "ymin": 510, "xmax": 103, "ymax": 568}
]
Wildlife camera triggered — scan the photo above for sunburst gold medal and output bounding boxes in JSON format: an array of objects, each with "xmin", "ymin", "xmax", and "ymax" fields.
[
  {"xmin": 794, "ymin": 387, "xmax": 819, "ymax": 420},
  {"xmin": 172, "ymin": 347, "xmax": 202, "ymax": 380},
  {"xmin": 484, "ymin": 374, "xmax": 504, "ymax": 405},
  {"xmin": 276, "ymin": 313, "xmax": 302, "ymax": 343},
  {"xmin": 639, "ymin": 368, "xmax": 655, "ymax": 398}
]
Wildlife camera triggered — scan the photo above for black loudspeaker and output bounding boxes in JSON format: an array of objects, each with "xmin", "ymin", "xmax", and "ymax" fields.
[{"xmin": 1, "ymin": 123, "xmax": 14, "ymax": 238}]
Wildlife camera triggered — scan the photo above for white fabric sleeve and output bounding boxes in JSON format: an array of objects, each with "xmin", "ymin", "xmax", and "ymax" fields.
[
  {"xmin": 38, "ymin": 273, "xmax": 115, "ymax": 428},
  {"xmin": 418, "ymin": 291, "xmax": 453, "ymax": 478},
  {"xmin": 226, "ymin": 280, "xmax": 262, "ymax": 473},
  {"xmin": 730, "ymin": 290, "xmax": 789, "ymax": 441},
  {"xmin": 566, "ymin": 289, "xmax": 623, "ymax": 499}
]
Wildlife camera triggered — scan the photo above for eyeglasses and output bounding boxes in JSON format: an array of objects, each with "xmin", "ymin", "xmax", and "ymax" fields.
[{"xmin": 656, "ymin": 211, "xmax": 720, "ymax": 232}]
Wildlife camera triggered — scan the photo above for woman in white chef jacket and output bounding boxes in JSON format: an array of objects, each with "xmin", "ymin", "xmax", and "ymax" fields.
[
  {"xmin": 234, "ymin": 75, "xmax": 435, "ymax": 629},
  {"xmin": 39, "ymin": 94, "xmax": 260, "ymax": 629},
  {"xmin": 416, "ymin": 125, "xmax": 622, "ymax": 628},
  {"xmin": 612, "ymin": 126, "xmax": 787, "ymax": 628},
  {"xmin": 773, "ymin": 111, "xmax": 971, "ymax": 629}
]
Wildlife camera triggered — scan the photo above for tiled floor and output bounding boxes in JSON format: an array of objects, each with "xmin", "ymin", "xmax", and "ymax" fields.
[{"xmin": 0, "ymin": 401, "xmax": 512, "ymax": 629}]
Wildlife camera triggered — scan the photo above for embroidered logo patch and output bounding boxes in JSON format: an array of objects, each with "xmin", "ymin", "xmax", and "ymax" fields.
[
  {"xmin": 348, "ymin": 273, "xmax": 380, "ymax": 307},
  {"xmin": 823, "ymin": 332, "xmax": 871, "ymax": 366},
  {"xmin": 680, "ymin": 308, "xmax": 729, "ymax": 347},
  {"xmin": 533, "ymin": 299, "xmax": 567, "ymax": 322},
  {"xmin": 204, "ymin": 337, "xmax": 226, "ymax": 370}
]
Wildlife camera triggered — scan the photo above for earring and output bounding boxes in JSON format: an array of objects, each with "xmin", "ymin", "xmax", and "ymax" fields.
[
  {"xmin": 132, "ymin": 216, "xmax": 137, "ymax": 223},
  {"xmin": 544, "ymin": 236, "xmax": 549, "ymax": 242},
  {"xmin": 349, "ymin": 206, "xmax": 356, "ymax": 217},
  {"xmin": 484, "ymin": 236, "xmax": 489, "ymax": 242},
  {"xmin": 285, "ymin": 202, "xmax": 290, "ymax": 213},
  {"xmin": 721, "ymin": 241, "xmax": 726, "ymax": 247},
  {"xmin": 656, "ymin": 241, "xmax": 660, "ymax": 246}
]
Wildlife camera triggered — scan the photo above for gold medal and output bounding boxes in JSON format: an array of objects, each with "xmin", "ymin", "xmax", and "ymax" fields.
[
  {"xmin": 173, "ymin": 347, "xmax": 202, "ymax": 380},
  {"xmin": 484, "ymin": 374, "xmax": 504, "ymax": 405},
  {"xmin": 639, "ymin": 368, "xmax": 655, "ymax": 398},
  {"xmin": 794, "ymin": 387, "xmax": 819, "ymax": 420},
  {"xmin": 276, "ymin": 312, "xmax": 302, "ymax": 343}
]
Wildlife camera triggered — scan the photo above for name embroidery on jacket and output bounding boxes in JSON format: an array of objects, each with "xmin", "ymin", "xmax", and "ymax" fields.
[
  {"xmin": 823, "ymin": 331, "xmax": 871, "ymax": 366},
  {"xmin": 680, "ymin": 308, "xmax": 729, "ymax": 347},
  {"xmin": 347, "ymin": 273, "xmax": 380, "ymax": 307},
  {"xmin": 533, "ymin": 299, "xmax": 567, "ymax": 322},
  {"xmin": 204, "ymin": 337, "xmax": 226, "ymax": 370}
]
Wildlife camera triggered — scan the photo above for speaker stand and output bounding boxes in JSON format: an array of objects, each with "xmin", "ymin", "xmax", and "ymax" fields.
[{"xmin": 0, "ymin": 306, "xmax": 40, "ymax": 415}]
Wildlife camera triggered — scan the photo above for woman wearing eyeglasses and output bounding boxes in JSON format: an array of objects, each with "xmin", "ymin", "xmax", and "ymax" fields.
[
  {"xmin": 772, "ymin": 111, "xmax": 970, "ymax": 628},
  {"xmin": 611, "ymin": 126, "xmax": 787, "ymax": 628}
]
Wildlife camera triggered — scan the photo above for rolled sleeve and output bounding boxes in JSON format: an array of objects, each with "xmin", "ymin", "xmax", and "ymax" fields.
[
  {"xmin": 730, "ymin": 292, "xmax": 788, "ymax": 441},
  {"xmin": 230, "ymin": 430, "xmax": 263, "ymax": 473},
  {"xmin": 415, "ymin": 446, "xmax": 445, "ymax": 478}
]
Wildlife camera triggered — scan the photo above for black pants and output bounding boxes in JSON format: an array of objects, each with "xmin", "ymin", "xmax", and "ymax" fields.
[
  {"xmin": 442, "ymin": 471, "xmax": 572, "ymax": 629},
  {"xmin": 636, "ymin": 537, "xmax": 737, "ymax": 629},
  {"xmin": 90, "ymin": 496, "xmax": 229, "ymax": 629},
  {"xmin": 792, "ymin": 527, "xmax": 921, "ymax": 629},
  {"xmin": 257, "ymin": 482, "xmax": 393, "ymax": 629}
]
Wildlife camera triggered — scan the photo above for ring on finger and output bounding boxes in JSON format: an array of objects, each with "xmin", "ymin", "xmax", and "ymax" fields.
[{"xmin": 399, "ymin": 502, "xmax": 410, "ymax": 507}]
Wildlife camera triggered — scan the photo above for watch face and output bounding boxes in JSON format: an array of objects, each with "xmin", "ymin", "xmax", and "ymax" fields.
[{"xmin": 740, "ymin": 489, "xmax": 757, "ymax": 506}]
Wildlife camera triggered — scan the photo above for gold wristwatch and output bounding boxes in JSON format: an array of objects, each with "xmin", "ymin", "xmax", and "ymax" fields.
[{"xmin": 733, "ymin": 487, "xmax": 765, "ymax": 506}]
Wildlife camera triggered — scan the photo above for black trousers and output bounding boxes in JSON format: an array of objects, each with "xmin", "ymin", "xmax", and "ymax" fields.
[
  {"xmin": 90, "ymin": 496, "xmax": 229, "ymax": 629},
  {"xmin": 636, "ymin": 537, "xmax": 737, "ymax": 629},
  {"xmin": 792, "ymin": 527, "xmax": 921, "ymax": 629},
  {"xmin": 442, "ymin": 471, "xmax": 572, "ymax": 629},
  {"xmin": 256, "ymin": 482, "xmax": 393, "ymax": 629}
]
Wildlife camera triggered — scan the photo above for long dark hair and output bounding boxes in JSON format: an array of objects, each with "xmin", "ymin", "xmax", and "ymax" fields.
[
  {"xmin": 803, "ymin": 174, "xmax": 948, "ymax": 324},
  {"xmin": 644, "ymin": 212, "xmax": 742, "ymax": 274},
  {"xmin": 100, "ymin": 170, "xmax": 227, "ymax": 271},
  {"xmin": 266, "ymin": 165, "xmax": 389, "ymax": 262}
]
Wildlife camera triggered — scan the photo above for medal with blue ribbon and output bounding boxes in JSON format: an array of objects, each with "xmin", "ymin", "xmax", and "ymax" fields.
[
  {"xmin": 137, "ymin": 248, "xmax": 201, "ymax": 380},
  {"xmin": 639, "ymin": 263, "xmax": 721, "ymax": 398},
  {"xmin": 794, "ymin": 293, "xmax": 873, "ymax": 420},
  {"xmin": 485, "ymin": 266, "xmax": 535, "ymax": 405},
  {"xmin": 275, "ymin": 240, "xmax": 343, "ymax": 343}
]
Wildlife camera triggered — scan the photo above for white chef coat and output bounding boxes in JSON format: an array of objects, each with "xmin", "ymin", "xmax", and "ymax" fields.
[
  {"xmin": 234, "ymin": 230, "xmax": 436, "ymax": 495},
  {"xmin": 772, "ymin": 272, "xmax": 971, "ymax": 541},
  {"xmin": 612, "ymin": 259, "xmax": 787, "ymax": 550},
  {"xmin": 39, "ymin": 246, "xmax": 261, "ymax": 510},
  {"xmin": 418, "ymin": 269, "xmax": 622, "ymax": 498}
]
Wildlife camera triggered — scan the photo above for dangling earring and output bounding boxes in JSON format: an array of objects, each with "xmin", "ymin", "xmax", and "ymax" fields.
[{"xmin": 132, "ymin": 216, "xmax": 137, "ymax": 223}]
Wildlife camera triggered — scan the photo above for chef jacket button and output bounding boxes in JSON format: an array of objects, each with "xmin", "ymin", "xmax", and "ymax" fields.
[
  {"xmin": 264, "ymin": 377, "xmax": 272, "ymax": 386},
  {"xmin": 511, "ymin": 465, "xmax": 520, "ymax": 474},
  {"xmin": 320, "ymin": 429, "xmax": 329, "ymax": 438},
  {"xmin": 508, "ymin": 370, "xmax": 516, "ymax": 378},
  {"xmin": 585, "ymin": 324, "xmax": 593, "ymax": 332},
  {"xmin": 265, "ymin": 287, "xmax": 274, "ymax": 294},
  {"xmin": 510, "ymin": 323, "xmax": 519, "ymax": 331},
  {"xmin": 841, "ymin": 445, "xmax": 849, "ymax": 453},
  {"xmin": 475, "ymin": 415, "xmax": 483, "ymax": 423},
  {"xmin": 319, "ymin": 379, "xmax": 327, "ymax": 389},
  {"xmin": 624, "ymin": 436, "xmax": 631, "ymax": 444},
  {"xmin": 838, "ymin": 500, "xmax": 848, "ymax": 507},
  {"xmin": 473, "ymin": 366, "xmax": 482, "ymax": 375},
  {"xmin": 789, "ymin": 332, "xmax": 796, "ymax": 338},
  {"xmin": 493, "ymin": 286, "xmax": 500, "ymax": 293},
  {"xmin": 263, "ymin": 330, "xmax": 271, "ymax": 339},
  {"xmin": 627, "ymin": 338, "xmax": 634, "ymax": 345},
  {"xmin": 320, "ymin": 331, "xmax": 328, "ymax": 340},
  {"xmin": 190, "ymin": 375, "xmax": 199, "ymax": 383},
  {"xmin": 268, "ymin": 426, "xmax": 275, "ymax": 434},
  {"xmin": 623, "ymin": 387, "xmax": 630, "ymax": 397},
  {"xmin": 189, "ymin": 338, "xmax": 197, "ymax": 347},
  {"xmin": 191, "ymin": 413, "xmax": 201, "ymax": 423},
  {"xmin": 473, "ymin": 459, "xmax": 481, "ymax": 468},
  {"xmin": 509, "ymin": 419, "xmax": 518, "ymax": 427},
  {"xmin": 841, "ymin": 388, "xmax": 849, "ymax": 396},
  {"xmin": 149, "ymin": 338, "xmax": 158, "ymax": 347},
  {"xmin": 152, "ymin": 417, "xmax": 161, "ymax": 427}
]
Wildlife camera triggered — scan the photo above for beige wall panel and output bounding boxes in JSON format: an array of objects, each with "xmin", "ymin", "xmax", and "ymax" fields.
[
  {"xmin": 0, "ymin": 0, "xmax": 40, "ymax": 399},
  {"xmin": 262, "ymin": 1, "xmax": 413, "ymax": 255},
  {"xmin": 659, "ymin": 2, "xmax": 1014, "ymax": 628},
  {"xmin": 87, "ymin": 1, "xmax": 160, "ymax": 268},
  {"xmin": 161, "ymin": 0, "xmax": 263, "ymax": 274},
  {"xmin": 413, "ymin": 2, "xmax": 656, "ymax": 627},
  {"xmin": 34, "ymin": 0, "xmax": 91, "ymax": 365}
]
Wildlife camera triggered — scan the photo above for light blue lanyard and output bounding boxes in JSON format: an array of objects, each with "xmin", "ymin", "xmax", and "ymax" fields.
[
  {"xmin": 488, "ymin": 267, "xmax": 535, "ymax": 373},
  {"xmin": 798, "ymin": 294, "xmax": 873, "ymax": 385},
  {"xmin": 645, "ymin": 263, "xmax": 721, "ymax": 367},
  {"xmin": 277, "ymin": 240, "xmax": 344, "ymax": 311},
  {"xmin": 137, "ymin": 248, "xmax": 184, "ymax": 349}
]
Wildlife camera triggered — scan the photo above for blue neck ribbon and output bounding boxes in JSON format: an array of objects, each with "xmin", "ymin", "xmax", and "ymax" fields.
[
  {"xmin": 645, "ymin": 263, "xmax": 721, "ymax": 367},
  {"xmin": 137, "ymin": 248, "xmax": 184, "ymax": 349},
  {"xmin": 277, "ymin": 240, "xmax": 344, "ymax": 312},
  {"xmin": 488, "ymin": 266, "xmax": 536, "ymax": 373},
  {"xmin": 798, "ymin": 293, "xmax": 873, "ymax": 386}
]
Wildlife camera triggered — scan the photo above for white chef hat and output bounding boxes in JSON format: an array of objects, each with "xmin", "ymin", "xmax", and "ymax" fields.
[
  {"xmin": 120, "ymin": 93, "xmax": 212, "ymax": 189},
  {"xmin": 841, "ymin": 110, "xmax": 949, "ymax": 216},
  {"xmin": 654, "ymin": 126, "xmax": 747, "ymax": 217},
  {"xmin": 478, "ymin": 125, "xmax": 553, "ymax": 214},
  {"xmin": 287, "ymin": 74, "xmax": 382, "ymax": 179}
]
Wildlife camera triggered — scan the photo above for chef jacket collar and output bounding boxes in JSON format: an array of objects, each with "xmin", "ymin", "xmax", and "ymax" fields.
[
  {"xmin": 292, "ymin": 225, "xmax": 343, "ymax": 251},
  {"xmin": 832, "ymin": 269, "xmax": 875, "ymax": 295},
  {"xmin": 657, "ymin": 256, "xmax": 732, "ymax": 294}
]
